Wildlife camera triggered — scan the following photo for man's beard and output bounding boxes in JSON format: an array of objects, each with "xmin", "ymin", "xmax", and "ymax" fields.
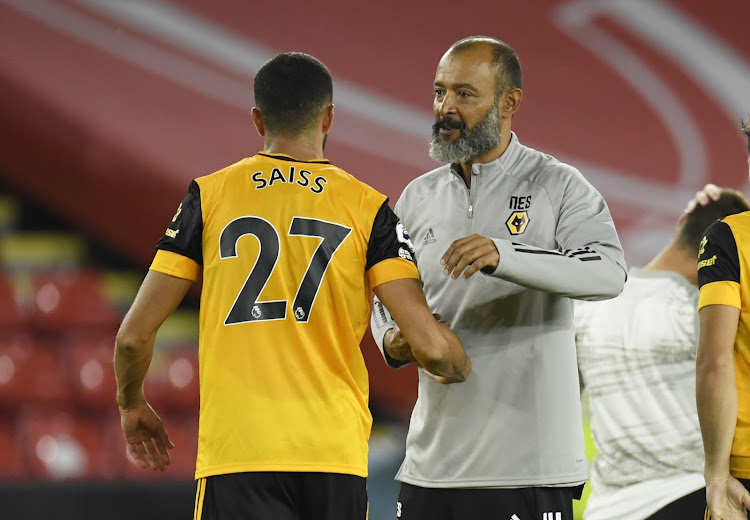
[{"xmin": 429, "ymin": 104, "xmax": 501, "ymax": 164}]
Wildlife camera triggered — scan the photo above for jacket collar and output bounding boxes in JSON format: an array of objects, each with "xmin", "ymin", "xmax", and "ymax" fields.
[{"xmin": 448, "ymin": 131, "xmax": 521, "ymax": 178}]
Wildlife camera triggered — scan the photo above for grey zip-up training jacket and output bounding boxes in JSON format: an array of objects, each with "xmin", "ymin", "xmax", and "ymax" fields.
[{"xmin": 371, "ymin": 132, "xmax": 626, "ymax": 488}]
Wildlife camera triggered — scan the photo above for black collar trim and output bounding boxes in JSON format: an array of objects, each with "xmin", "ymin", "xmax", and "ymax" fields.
[{"xmin": 258, "ymin": 152, "xmax": 331, "ymax": 165}]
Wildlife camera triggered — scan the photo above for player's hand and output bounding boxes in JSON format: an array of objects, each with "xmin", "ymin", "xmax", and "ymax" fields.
[
  {"xmin": 384, "ymin": 313, "xmax": 443, "ymax": 363},
  {"xmin": 676, "ymin": 183, "xmax": 721, "ymax": 228},
  {"xmin": 421, "ymin": 355, "xmax": 472, "ymax": 384},
  {"xmin": 384, "ymin": 327, "xmax": 417, "ymax": 363},
  {"xmin": 441, "ymin": 234, "xmax": 499, "ymax": 279},
  {"xmin": 119, "ymin": 400, "xmax": 174, "ymax": 471},
  {"xmin": 705, "ymin": 476, "xmax": 750, "ymax": 519}
]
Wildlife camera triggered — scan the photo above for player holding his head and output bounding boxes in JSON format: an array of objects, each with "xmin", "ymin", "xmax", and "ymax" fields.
[
  {"xmin": 696, "ymin": 116, "xmax": 750, "ymax": 520},
  {"xmin": 577, "ymin": 187, "xmax": 750, "ymax": 520},
  {"xmin": 114, "ymin": 51, "xmax": 470, "ymax": 520}
]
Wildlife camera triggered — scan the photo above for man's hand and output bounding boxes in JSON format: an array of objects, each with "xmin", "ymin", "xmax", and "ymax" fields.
[
  {"xmin": 421, "ymin": 355, "xmax": 472, "ymax": 384},
  {"xmin": 677, "ymin": 183, "xmax": 721, "ymax": 227},
  {"xmin": 706, "ymin": 477, "xmax": 750, "ymax": 519},
  {"xmin": 384, "ymin": 327, "xmax": 417, "ymax": 363},
  {"xmin": 418, "ymin": 320, "xmax": 470, "ymax": 384},
  {"xmin": 384, "ymin": 313, "xmax": 443, "ymax": 363},
  {"xmin": 120, "ymin": 401, "xmax": 174, "ymax": 471},
  {"xmin": 441, "ymin": 234, "xmax": 499, "ymax": 279}
]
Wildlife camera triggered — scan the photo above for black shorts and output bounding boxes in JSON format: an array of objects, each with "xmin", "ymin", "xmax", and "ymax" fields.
[
  {"xmin": 645, "ymin": 486, "xmax": 705, "ymax": 519},
  {"xmin": 194, "ymin": 471, "xmax": 367, "ymax": 520},
  {"xmin": 704, "ymin": 478, "xmax": 750, "ymax": 520},
  {"xmin": 395, "ymin": 482, "xmax": 584, "ymax": 520}
]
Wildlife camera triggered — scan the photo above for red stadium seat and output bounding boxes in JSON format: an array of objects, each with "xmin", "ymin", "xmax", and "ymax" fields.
[
  {"xmin": 145, "ymin": 347, "xmax": 200, "ymax": 414},
  {"xmin": 16, "ymin": 409, "xmax": 117, "ymax": 480},
  {"xmin": 0, "ymin": 272, "xmax": 26, "ymax": 336},
  {"xmin": 65, "ymin": 336, "xmax": 117, "ymax": 411},
  {"xmin": 0, "ymin": 337, "xmax": 70, "ymax": 409},
  {"xmin": 29, "ymin": 269, "xmax": 121, "ymax": 338},
  {"xmin": 0, "ymin": 419, "xmax": 28, "ymax": 479}
]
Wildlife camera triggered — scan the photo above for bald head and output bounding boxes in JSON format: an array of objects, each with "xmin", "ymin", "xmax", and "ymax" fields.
[{"xmin": 446, "ymin": 36, "xmax": 522, "ymax": 95}]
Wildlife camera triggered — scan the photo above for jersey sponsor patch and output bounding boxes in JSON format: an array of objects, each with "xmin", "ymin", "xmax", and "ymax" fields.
[
  {"xmin": 698, "ymin": 255, "xmax": 717, "ymax": 269},
  {"xmin": 399, "ymin": 248, "xmax": 413, "ymax": 260},
  {"xmin": 698, "ymin": 220, "xmax": 741, "ymax": 287},
  {"xmin": 172, "ymin": 202, "xmax": 183, "ymax": 222},
  {"xmin": 396, "ymin": 222, "xmax": 415, "ymax": 252}
]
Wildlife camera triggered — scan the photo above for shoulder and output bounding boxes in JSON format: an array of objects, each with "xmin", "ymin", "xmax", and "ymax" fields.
[
  {"xmin": 703, "ymin": 218, "xmax": 737, "ymax": 245},
  {"xmin": 195, "ymin": 157, "xmax": 253, "ymax": 188},
  {"xmin": 325, "ymin": 164, "xmax": 389, "ymax": 213},
  {"xmin": 721, "ymin": 211, "xmax": 750, "ymax": 233},
  {"xmin": 402, "ymin": 164, "xmax": 451, "ymax": 194},
  {"xmin": 509, "ymin": 138, "xmax": 587, "ymax": 189},
  {"xmin": 510, "ymin": 146, "xmax": 597, "ymax": 215},
  {"xmin": 397, "ymin": 164, "xmax": 452, "ymax": 211},
  {"xmin": 332, "ymin": 163, "xmax": 382, "ymax": 193},
  {"xmin": 530, "ymin": 150, "xmax": 583, "ymax": 183}
]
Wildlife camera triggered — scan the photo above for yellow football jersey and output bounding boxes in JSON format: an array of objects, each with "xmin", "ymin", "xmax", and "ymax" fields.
[
  {"xmin": 150, "ymin": 152, "xmax": 418, "ymax": 479},
  {"xmin": 698, "ymin": 211, "xmax": 750, "ymax": 478}
]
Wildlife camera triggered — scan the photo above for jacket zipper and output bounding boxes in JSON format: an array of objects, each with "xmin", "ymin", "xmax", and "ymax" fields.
[{"xmin": 466, "ymin": 172, "xmax": 477, "ymax": 234}]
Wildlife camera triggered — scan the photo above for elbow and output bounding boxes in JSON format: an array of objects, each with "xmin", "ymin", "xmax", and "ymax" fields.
[
  {"xmin": 597, "ymin": 278, "xmax": 625, "ymax": 301},
  {"xmin": 451, "ymin": 361, "xmax": 470, "ymax": 382},
  {"xmin": 459, "ymin": 355, "xmax": 472, "ymax": 381},
  {"xmin": 696, "ymin": 352, "xmax": 733, "ymax": 379},
  {"xmin": 413, "ymin": 340, "xmax": 449, "ymax": 371},
  {"xmin": 114, "ymin": 324, "xmax": 152, "ymax": 360},
  {"xmin": 415, "ymin": 340, "xmax": 470, "ymax": 382},
  {"xmin": 416, "ymin": 346, "xmax": 449, "ymax": 372},
  {"xmin": 579, "ymin": 267, "xmax": 626, "ymax": 301}
]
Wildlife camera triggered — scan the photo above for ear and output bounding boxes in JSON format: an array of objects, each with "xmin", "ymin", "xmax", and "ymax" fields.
[
  {"xmin": 321, "ymin": 104, "xmax": 334, "ymax": 134},
  {"xmin": 499, "ymin": 88, "xmax": 523, "ymax": 119},
  {"xmin": 251, "ymin": 107, "xmax": 265, "ymax": 137}
]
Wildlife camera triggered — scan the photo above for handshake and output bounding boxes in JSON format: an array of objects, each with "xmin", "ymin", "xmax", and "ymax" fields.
[{"xmin": 384, "ymin": 312, "xmax": 471, "ymax": 384}]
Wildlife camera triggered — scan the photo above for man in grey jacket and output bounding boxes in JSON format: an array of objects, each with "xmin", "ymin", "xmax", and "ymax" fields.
[{"xmin": 371, "ymin": 36, "xmax": 627, "ymax": 520}]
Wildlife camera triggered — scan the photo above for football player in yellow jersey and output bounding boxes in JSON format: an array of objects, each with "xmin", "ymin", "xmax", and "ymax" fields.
[
  {"xmin": 114, "ymin": 52, "xmax": 471, "ymax": 520},
  {"xmin": 697, "ymin": 116, "xmax": 750, "ymax": 520}
]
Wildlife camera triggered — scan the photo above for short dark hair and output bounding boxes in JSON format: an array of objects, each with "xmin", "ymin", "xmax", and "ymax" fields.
[
  {"xmin": 742, "ymin": 115, "xmax": 750, "ymax": 154},
  {"xmin": 253, "ymin": 52, "xmax": 333, "ymax": 136},
  {"xmin": 448, "ymin": 36, "xmax": 522, "ymax": 94},
  {"xmin": 677, "ymin": 188, "xmax": 750, "ymax": 253}
]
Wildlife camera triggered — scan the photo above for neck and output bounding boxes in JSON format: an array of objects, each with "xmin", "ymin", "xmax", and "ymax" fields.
[
  {"xmin": 644, "ymin": 241, "xmax": 697, "ymax": 285},
  {"xmin": 458, "ymin": 126, "xmax": 512, "ymax": 187},
  {"xmin": 263, "ymin": 135, "xmax": 324, "ymax": 162}
]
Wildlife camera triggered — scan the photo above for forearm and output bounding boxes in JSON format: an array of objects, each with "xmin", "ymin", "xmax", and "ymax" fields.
[
  {"xmin": 372, "ymin": 278, "xmax": 470, "ymax": 382},
  {"xmin": 397, "ymin": 314, "xmax": 469, "ymax": 382},
  {"xmin": 488, "ymin": 238, "xmax": 626, "ymax": 300},
  {"xmin": 697, "ymin": 304, "xmax": 742, "ymax": 480},
  {"xmin": 114, "ymin": 331, "xmax": 155, "ymax": 410},
  {"xmin": 697, "ymin": 358, "xmax": 738, "ymax": 479},
  {"xmin": 113, "ymin": 270, "xmax": 193, "ymax": 409}
]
